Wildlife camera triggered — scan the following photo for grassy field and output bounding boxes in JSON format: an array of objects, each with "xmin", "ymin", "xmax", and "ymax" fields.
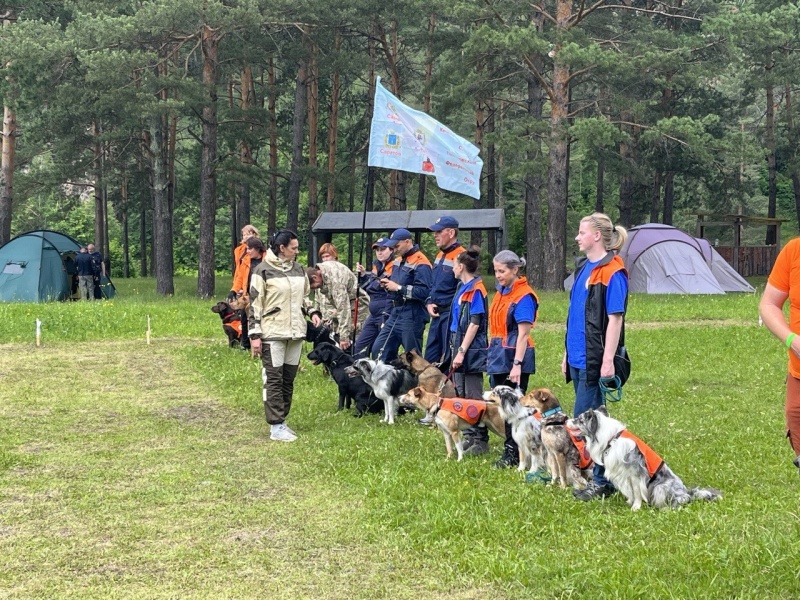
[{"xmin": 1, "ymin": 276, "xmax": 799, "ymax": 598}]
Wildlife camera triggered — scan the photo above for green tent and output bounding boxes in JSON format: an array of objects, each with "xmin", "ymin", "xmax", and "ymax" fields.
[{"xmin": 0, "ymin": 230, "xmax": 83, "ymax": 302}]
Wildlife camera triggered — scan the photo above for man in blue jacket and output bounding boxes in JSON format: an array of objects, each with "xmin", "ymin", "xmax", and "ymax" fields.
[{"xmin": 371, "ymin": 229, "xmax": 433, "ymax": 362}]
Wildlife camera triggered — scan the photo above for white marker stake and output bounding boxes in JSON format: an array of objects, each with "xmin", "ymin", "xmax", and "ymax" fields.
[
  {"xmin": 146, "ymin": 315, "xmax": 151, "ymax": 345},
  {"xmin": 36, "ymin": 319, "xmax": 42, "ymax": 347}
]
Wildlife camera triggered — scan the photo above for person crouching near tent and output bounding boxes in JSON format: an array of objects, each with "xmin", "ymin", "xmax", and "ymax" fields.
[
  {"xmin": 248, "ymin": 229, "xmax": 312, "ymax": 443},
  {"xmin": 759, "ymin": 239, "xmax": 800, "ymax": 475},
  {"xmin": 565, "ymin": 212, "xmax": 629, "ymax": 501}
]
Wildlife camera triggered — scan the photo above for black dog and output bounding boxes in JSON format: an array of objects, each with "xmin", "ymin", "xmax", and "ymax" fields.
[
  {"xmin": 305, "ymin": 320, "xmax": 340, "ymax": 349},
  {"xmin": 211, "ymin": 301, "xmax": 243, "ymax": 347},
  {"xmin": 307, "ymin": 342, "xmax": 382, "ymax": 416}
]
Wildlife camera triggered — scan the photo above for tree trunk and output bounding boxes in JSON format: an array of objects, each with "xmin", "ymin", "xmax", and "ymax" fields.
[
  {"xmin": 92, "ymin": 120, "xmax": 105, "ymax": 251},
  {"xmin": 307, "ymin": 39, "xmax": 319, "ymax": 265},
  {"xmin": 595, "ymin": 154, "xmax": 604, "ymax": 214},
  {"xmin": 237, "ymin": 65, "xmax": 254, "ymax": 232},
  {"xmin": 765, "ymin": 80, "xmax": 777, "ymax": 244},
  {"xmin": 0, "ymin": 14, "xmax": 15, "ymax": 245},
  {"xmin": 786, "ymin": 84, "xmax": 800, "ymax": 232},
  {"xmin": 474, "ymin": 94, "xmax": 486, "ymax": 249},
  {"xmin": 618, "ymin": 113, "xmax": 635, "ymax": 227},
  {"xmin": 0, "ymin": 104, "xmax": 15, "ymax": 245},
  {"xmin": 524, "ymin": 11, "xmax": 545, "ymax": 287},
  {"xmin": 327, "ymin": 31, "xmax": 341, "ymax": 212},
  {"xmin": 198, "ymin": 25, "xmax": 220, "ymax": 298},
  {"xmin": 286, "ymin": 60, "xmax": 307, "ymax": 233},
  {"xmin": 649, "ymin": 171, "xmax": 661, "ymax": 223},
  {"xmin": 543, "ymin": 68, "xmax": 569, "ymax": 288},
  {"xmin": 476, "ymin": 100, "xmax": 496, "ymax": 250},
  {"xmin": 662, "ymin": 171, "xmax": 675, "ymax": 226},
  {"xmin": 121, "ymin": 172, "xmax": 130, "ymax": 278},
  {"xmin": 139, "ymin": 200, "xmax": 148, "ymax": 278},
  {"xmin": 267, "ymin": 56, "xmax": 278, "ymax": 237},
  {"xmin": 149, "ymin": 112, "xmax": 174, "ymax": 295}
]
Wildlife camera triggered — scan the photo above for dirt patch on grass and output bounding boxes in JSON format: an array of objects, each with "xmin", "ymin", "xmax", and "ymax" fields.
[{"xmin": 155, "ymin": 400, "xmax": 242, "ymax": 426}]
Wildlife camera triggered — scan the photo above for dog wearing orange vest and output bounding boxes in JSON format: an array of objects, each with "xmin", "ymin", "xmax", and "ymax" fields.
[
  {"xmin": 567, "ymin": 407, "xmax": 722, "ymax": 510},
  {"xmin": 484, "ymin": 385, "xmax": 546, "ymax": 476},
  {"xmin": 400, "ymin": 387, "xmax": 506, "ymax": 460},
  {"xmin": 522, "ymin": 388, "xmax": 591, "ymax": 490}
]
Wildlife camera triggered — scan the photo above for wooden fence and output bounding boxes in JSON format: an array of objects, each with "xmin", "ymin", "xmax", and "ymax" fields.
[{"xmin": 715, "ymin": 245, "xmax": 778, "ymax": 277}]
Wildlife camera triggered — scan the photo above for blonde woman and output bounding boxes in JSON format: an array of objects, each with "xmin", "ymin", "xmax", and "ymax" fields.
[{"xmin": 565, "ymin": 212, "xmax": 629, "ymax": 501}]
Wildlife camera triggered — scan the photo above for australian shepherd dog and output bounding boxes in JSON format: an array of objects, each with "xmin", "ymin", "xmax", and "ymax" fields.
[{"xmin": 567, "ymin": 408, "xmax": 722, "ymax": 510}]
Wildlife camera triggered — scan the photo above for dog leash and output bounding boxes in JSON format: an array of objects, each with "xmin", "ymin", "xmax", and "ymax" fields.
[
  {"xmin": 437, "ymin": 366, "xmax": 457, "ymax": 393},
  {"xmin": 599, "ymin": 376, "xmax": 623, "ymax": 403}
]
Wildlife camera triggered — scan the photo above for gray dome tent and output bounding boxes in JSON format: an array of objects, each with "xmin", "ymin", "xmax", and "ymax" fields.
[
  {"xmin": 565, "ymin": 223, "xmax": 755, "ymax": 294},
  {"xmin": 0, "ymin": 230, "xmax": 83, "ymax": 302}
]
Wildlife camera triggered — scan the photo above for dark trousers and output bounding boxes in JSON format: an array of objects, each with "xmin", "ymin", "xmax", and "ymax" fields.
[
  {"xmin": 467, "ymin": 372, "xmax": 530, "ymax": 452},
  {"xmin": 260, "ymin": 340, "xmax": 302, "ymax": 425},
  {"xmin": 570, "ymin": 365, "xmax": 612, "ymax": 487},
  {"xmin": 424, "ymin": 308, "xmax": 452, "ymax": 366},
  {"xmin": 371, "ymin": 306, "xmax": 426, "ymax": 362},
  {"xmin": 354, "ymin": 312, "xmax": 388, "ymax": 357}
]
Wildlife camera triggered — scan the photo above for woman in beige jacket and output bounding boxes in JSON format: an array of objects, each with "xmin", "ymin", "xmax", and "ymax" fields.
[{"xmin": 249, "ymin": 229, "xmax": 311, "ymax": 442}]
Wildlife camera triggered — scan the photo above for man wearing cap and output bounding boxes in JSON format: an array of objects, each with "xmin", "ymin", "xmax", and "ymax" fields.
[
  {"xmin": 424, "ymin": 215, "xmax": 464, "ymax": 371},
  {"xmin": 371, "ymin": 228, "xmax": 433, "ymax": 361},
  {"xmin": 353, "ymin": 237, "xmax": 395, "ymax": 356},
  {"xmin": 306, "ymin": 261, "xmax": 370, "ymax": 351}
]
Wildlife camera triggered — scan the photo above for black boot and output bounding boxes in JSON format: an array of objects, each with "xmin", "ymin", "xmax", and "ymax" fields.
[
  {"xmin": 462, "ymin": 426, "xmax": 490, "ymax": 456},
  {"xmin": 494, "ymin": 423, "xmax": 519, "ymax": 468}
]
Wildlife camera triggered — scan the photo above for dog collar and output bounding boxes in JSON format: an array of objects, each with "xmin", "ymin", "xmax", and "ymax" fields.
[
  {"xmin": 603, "ymin": 429, "xmax": 625, "ymax": 457},
  {"xmin": 542, "ymin": 406, "xmax": 562, "ymax": 418}
]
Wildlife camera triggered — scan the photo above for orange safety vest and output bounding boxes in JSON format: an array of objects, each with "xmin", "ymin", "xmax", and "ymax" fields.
[
  {"xmin": 541, "ymin": 410, "xmax": 594, "ymax": 470},
  {"xmin": 615, "ymin": 430, "xmax": 664, "ymax": 481},
  {"xmin": 488, "ymin": 277, "xmax": 538, "ymax": 348},
  {"xmin": 222, "ymin": 312, "xmax": 243, "ymax": 336},
  {"xmin": 232, "ymin": 242, "xmax": 252, "ymax": 294},
  {"xmin": 439, "ymin": 397, "xmax": 490, "ymax": 426}
]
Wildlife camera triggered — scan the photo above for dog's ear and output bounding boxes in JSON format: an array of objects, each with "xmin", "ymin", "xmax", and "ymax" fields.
[{"xmin": 596, "ymin": 405, "xmax": 609, "ymax": 417}]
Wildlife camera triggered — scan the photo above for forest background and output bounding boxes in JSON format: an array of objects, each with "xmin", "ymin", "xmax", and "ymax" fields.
[{"xmin": 1, "ymin": 0, "xmax": 799, "ymax": 295}]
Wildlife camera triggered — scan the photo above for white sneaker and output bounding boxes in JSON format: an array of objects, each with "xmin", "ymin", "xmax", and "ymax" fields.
[
  {"xmin": 270, "ymin": 423, "xmax": 297, "ymax": 442},
  {"xmin": 283, "ymin": 424, "xmax": 297, "ymax": 437}
]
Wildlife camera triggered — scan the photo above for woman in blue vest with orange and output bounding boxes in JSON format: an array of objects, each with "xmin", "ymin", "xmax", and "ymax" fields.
[
  {"xmin": 488, "ymin": 249, "xmax": 539, "ymax": 468},
  {"xmin": 449, "ymin": 246, "xmax": 488, "ymax": 400},
  {"xmin": 565, "ymin": 212, "xmax": 628, "ymax": 501}
]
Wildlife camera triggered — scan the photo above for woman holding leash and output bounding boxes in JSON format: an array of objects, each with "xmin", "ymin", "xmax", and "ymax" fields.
[
  {"xmin": 450, "ymin": 246, "xmax": 489, "ymax": 399},
  {"xmin": 485, "ymin": 249, "xmax": 539, "ymax": 468},
  {"xmin": 564, "ymin": 212, "xmax": 629, "ymax": 501},
  {"xmin": 248, "ymin": 229, "xmax": 312, "ymax": 443},
  {"xmin": 759, "ymin": 239, "xmax": 800, "ymax": 475},
  {"xmin": 450, "ymin": 247, "xmax": 491, "ymax": 456}
]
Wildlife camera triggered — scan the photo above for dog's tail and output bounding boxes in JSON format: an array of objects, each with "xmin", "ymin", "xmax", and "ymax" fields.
[{"xmin": 688, "ymin": 487, "xmax": 722, "ymax": 502}]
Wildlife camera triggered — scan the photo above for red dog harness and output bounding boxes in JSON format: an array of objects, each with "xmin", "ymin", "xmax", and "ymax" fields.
[
  {"xmin": 439, "ymin": 397, "xmax": 490, "ymax": 426},
  {"xmin": 222, "ymin": 312, "xmax": 243, "ymax": 336},
  {"xmin": 609, "ymin": 430, "xmax": 664, "ymax": 481},
  {"xmin": 541, "ymin": 410, "xmax": 594, "ymax": 470}
]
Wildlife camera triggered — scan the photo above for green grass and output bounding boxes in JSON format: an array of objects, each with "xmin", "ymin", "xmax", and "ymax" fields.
[{"xmin": 1, "ymin": 276, "xmax": 798, "ymax": 598}]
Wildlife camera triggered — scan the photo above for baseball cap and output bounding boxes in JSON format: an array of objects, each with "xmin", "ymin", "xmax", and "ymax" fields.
[
  {"xmin": 429, "ymin": 215, "xmax": 459, "ymax": 231},
  {"xmin": 384, "ymin": 228, "xmax": 413, "ymax": 248},
  {"xmin": 372, "ymin": 237, "xmax": 391, "ymax": 249}
]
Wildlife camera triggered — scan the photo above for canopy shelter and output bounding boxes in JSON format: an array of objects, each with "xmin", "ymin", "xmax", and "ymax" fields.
[{"xmin": 310, "ymin": 209, "xmax": 506, "ymax": 261}]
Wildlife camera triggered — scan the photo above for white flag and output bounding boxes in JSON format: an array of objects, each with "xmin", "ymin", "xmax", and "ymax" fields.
[{"xmin": 368, "ymin": 78, "xmax": 483, "ymax": 199}]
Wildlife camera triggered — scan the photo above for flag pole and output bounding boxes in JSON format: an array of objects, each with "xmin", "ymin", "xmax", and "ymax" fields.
[{"xmin": 352, "ymin": 165, "xmax": 374, "ymax": 345}]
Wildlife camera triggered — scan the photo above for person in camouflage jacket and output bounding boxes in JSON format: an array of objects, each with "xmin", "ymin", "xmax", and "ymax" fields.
[{"xmin": 306, "ymin": 260, "xmax": 370, "ymax": 351}]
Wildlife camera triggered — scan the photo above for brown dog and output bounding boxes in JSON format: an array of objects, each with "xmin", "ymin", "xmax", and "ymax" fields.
[
  {"xmin": 521, "ymin": 388, "xmax": 590, "ymax": 489},
  {"xmin": 400, "ymin": 387, "xmax": 506, "ymax": 461},
  {"xmin": 396, "ymin": 350, "xmax": 457, "ymax": 396}
]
